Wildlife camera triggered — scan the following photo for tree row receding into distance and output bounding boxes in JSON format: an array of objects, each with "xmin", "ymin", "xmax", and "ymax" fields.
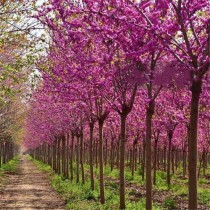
[{"xmin": 24, "ymin": 1, "xmax": 209, "ymax": 210}]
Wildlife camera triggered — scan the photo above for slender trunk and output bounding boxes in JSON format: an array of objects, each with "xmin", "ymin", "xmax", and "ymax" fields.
[
  {"xmin": 2, "ymin": 143, "xmax": 5, "ymax": 164},
  {"xmin": 188, "ymin": 82, "xmax": 201, "ymax": 210},
  {"xmin": 175, "ymin": 149, "xmax": 178, "ymax": 170},
  {"xmin": 89, "ymin": 124, "xmax": 94, "ymax": 190},
  {"xmin": 142, "ymin": 139, "xmax": 146, "ymax": 180},
  {"xmin": 95, "ymin": 140, "xmax": 98, "ymax": 169},
  {"xmin": 203, "ymin": 152, "xmax": 206, "ymax": 176},
  {"xmin": 138, "ymin": 146, "xmax": 141, "ymax": 165},
  {"xmin": 98, "ymin": 121, "xmax": 105, "ymax": 204},
  {"xmin": 134, "ymin": 147, "xmax": 137, "ymax": 171},
  {"xmin": 132, "ymin": 142, "xmax": 135, "ymax": 176},
  {"xmin": 62, "ymin": 136, "xmax": 66, "ymax": 177},
  {"xmin": 57, "ymin": 139, "xmax": 61, "ymax": 174},
  {"xmin": 157, "ymin": 148, "xmax": 160, "ymax": 170},
  {"xmin": 172, "ymin": 147, "xmax": 175, "ymax": 174},
  {"xmin": 110, "ymin": 137, "xmax": 114, "ymax": 171},
  {"xmin": 66, "ymin": 134, "xmax": 69, "ymax": 179},
  {"xmin": 80, "ymin": 133, "xmax": 85, "ymax": 184},
  {"xmin": 198, "ymin": 152, "xmax": 203, "ymax": 179},
  {"xmin": 130, "ymin": 150, "xmax": 132, "ymax": 170},
  {"xmin": 70, "ymin": 134, "xmax": 74, "ymax": 181},
  {"xmin": 183, "ymin": 149, "xmax": 187, "ymax": 178},
  {"xmin": 153, "ymin": 140, "xmax": 158, "ymax": 185},
  {"xmin": 164, "ymin": 146, "xmax": 166, "ymax": 171},
  {"xmin": 47, "ymin": 144, "xmax": 51, "ymax": 165},
  {"xmin": 119, "ymin": 114, "xmax": 126, "ymax": 209},
  {"xmin": 167, "ymin": 133, "xmax": 172, "ymax": 187},
  {"xmin": 146, "ymin": 102, "xmax": 154, "ymax": 210},
  {"xmin": 116, "ymin": 139, "xmax": 120, "ymax": 169},
  {"xmin": 76, "ymin": 137, "xmax": 80, "ymax": 183},
  {"xmin": 105, "ymin": 138, "xmax": 108, "ymax": 166}
]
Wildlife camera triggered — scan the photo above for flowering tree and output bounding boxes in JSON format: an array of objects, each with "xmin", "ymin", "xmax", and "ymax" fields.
[{"xmin": 22, "ymin": 1, "xmax": 210, "ymax": 210}]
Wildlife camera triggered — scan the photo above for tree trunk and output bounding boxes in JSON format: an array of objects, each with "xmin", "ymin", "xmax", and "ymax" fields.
[
  {"xmin": 57, "ymin": 139, "xmax": 61, "ymax": 174},
  {"xmin": 167, "ymin": 134, "xmax": 172, "ymax": 187},
  {"xmin": 188, "ymin": 81, "xmax": 201, "ymax": 210},
  {"xmin": 164, "ymin": 146, "xmax": 166, "ymax": 171},
  {"xmin": 153, "ymin": 140, "xmax": 158, "ymax": 185},
  {"xmin": 70, "ymin": 133, "xmax": 74, "ymax": 181},
  {"xmin": 76, "ymin": 137, "xmax": 80, "ymax": 183},
  {"xmin": 183, "ymin": 149, "xmax": 187, "ymax": 178},
  {"xmin": 66, "ymin": 134, "xmax": 69, "ymax": 179},
  {"xmin": 110, "ymin": 137, "xmax": 114, "ymax": 171},
  {"xmin": 116, "ymin": 139, "xmax": 120, "ymax": 169},
  {"xmin": 105, "ymin": 138, "xmax": 108, "ymax": 166},
  {"xmin": 80, "ymin": 133, "xmax": 85, "ymax": 184},
  {"xmin": 98, "ymin": 121, "xmax": 105, "ymax": 204},
  {"xmin": 62, "ymin": 136, "xmax": 66, "ymax": 177},
  {"xmin": 119, "ymin": 114, "xmax": 126, "ymax": 209},
  {"xmin": 146, "ymin": 102, "xmax": 154, "ymax": 210},
  {"xmin": 132, "ymin": 142, "xmax": 135, "ymax": 176},
  {"xmin": 198, "ymin": 152, "xmax": 204, "ymax": 179},
  {"xmin": 89, "ymin": 124, "xmax": 94, "ymax": 190},
  {"xmin": 95, "ymin": 139, "xmax": 98, "ymax": 169},
  {"xmin": 172, "ymin": 147, "xmax": 175, "ymax": 174},
  {"xmin": 142, "ymin": 139, "xmax": 146, "ymax": 180},
  {"xmin": 203, "ymin": 152, "xmax": 207, "ymax": 176}
]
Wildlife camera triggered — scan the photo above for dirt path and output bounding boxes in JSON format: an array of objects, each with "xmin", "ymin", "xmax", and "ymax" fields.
[{"xmin": 0, "ymin": 156, "xmax": 66, "ymax": 210}]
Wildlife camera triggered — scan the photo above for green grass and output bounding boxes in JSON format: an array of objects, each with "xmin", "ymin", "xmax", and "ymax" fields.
[
  {"xmin": 29, "ymin": 158, "xmax": 52, "ymax": 173},
  {"xmin": 0, "ymin": 156, "xmax": 20, "ymax": 175},
  {"xmin": 30, "ymin": 157, "xmax": 210, "ymax": 209},
  {"xmin": 0, "ymin": 156, "xmax": 20, "ymax": 189},
  {"xmin": 199, "ymin": 189, "xmax": 210, "ymax": 206},
  {"xmin": 163, "ymin": 196, "xmax": 177, "ymax": 209},
  {"xmin": 31, "ymin": 157, "xmax": 162, "ymax": 209}
]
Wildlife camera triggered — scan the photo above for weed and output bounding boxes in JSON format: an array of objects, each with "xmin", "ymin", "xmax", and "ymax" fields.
[{"xmin": 164, "ymin": 196, "xmax": 177, "ymax": 209}]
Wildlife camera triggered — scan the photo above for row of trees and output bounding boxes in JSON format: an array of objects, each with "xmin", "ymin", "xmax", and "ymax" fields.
[
  {"xmin": 0, "ymin": 0, "xmax": 41, "ymax": 167},
  {"xmin": 24, "ymin": 0, "xmax": 209, "ymax": 209},
  {"xmin": 0, "ymin": 100, "xmax": 22, "ymax": 167}
]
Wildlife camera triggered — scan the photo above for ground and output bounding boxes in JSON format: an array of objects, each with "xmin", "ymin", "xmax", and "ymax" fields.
[
  {"xmin": 0, "ymin": 156, "xmax": 66, "ymax": 210},
  {"xmin": 0, "ymin": 156, "xmax": 209, "ymax": 210}
]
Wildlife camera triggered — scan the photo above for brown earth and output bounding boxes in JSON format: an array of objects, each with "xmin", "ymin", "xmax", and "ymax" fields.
[{"xmin": 0, "ymin": 156, "xmax": 66, "ymax": 210}]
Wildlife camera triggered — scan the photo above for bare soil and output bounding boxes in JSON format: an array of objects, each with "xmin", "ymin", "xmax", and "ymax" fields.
[{"xmin": 0, "ymin": 156, "xmax": 66, "ymax": 210}]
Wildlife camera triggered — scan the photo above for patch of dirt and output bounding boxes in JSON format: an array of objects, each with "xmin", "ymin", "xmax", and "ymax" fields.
[{"xmin": 0, "ymin": 156, "xmax": 66, "ymax": 210}]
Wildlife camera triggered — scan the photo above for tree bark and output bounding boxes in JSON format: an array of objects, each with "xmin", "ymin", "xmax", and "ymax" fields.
[
  {"xmin": 153, "ymin": 140, "xmax": 158, "ymax": 185},
  {"xmin": 89, "ymin": 124, "xmax": 95, "ymax": 190},
  {"xmin": 167, "ymin": 133, "xmax": 172, "ymax": 187},
  {"xmin": 142, "ymin": 139, "xmax": 146, "ymax": 181},
  {"xmin": 70, "ymin": 133, "xmax": 74, "ymax": 181},
  {"xmin": 98, "ymin": 121, "xmax": 105, "ymax": 204},
  {"xmin": 57, "ymin": 139, "xmax": 61, "ymax": 174},
  {"xmin": 183, "ymin": 149, "xmax": 187, "ymax": 178},
  {"xmin": 66, "ymin": 133, "xmax": 69, "ymax": 179},
  {"xmin": 188, "ymin": 81, "xmax": 201, "ymax": 210},
  {"xmin": 76, "ymin": 137, "xmax": 80, "ymax": 183},
  {"xmin": 110, "ymin": 137, "xmax": 114, "ymax": 171},
  {"xmin": 80, "ymin": 133, "xmax": 85, "ymax": 184},
  {"xmin": 146, "ymin": 101, "xmax": 154, "ymax": 210},
  {"xmin": 119, "ymin": 114, "xmax": 126, "ymax": 209},
  {"xmin": 62, "ymin": 136, "xmax": 66, "ymax": 177}
]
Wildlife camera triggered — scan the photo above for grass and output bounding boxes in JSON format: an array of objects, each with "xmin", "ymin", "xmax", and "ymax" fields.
[
  {"xmin": 198, "ymin": 189, "xmax": 210, "ymax": 206},
  {"xmin": 0, "ymin": 156, "xmax": 20, "ymax": 176},
  {"xmin": 30, "ymin": 156, "xmax": 210, "ymax": 209},
  {"xmin": 0, "ymin": 156, "xmax": 20, "ymax": 190},
  {"xmin": 163, "ymin": 196, "xmax": 177, "ymax": 209},
  {"xmin": 30, "ymin": 157, "xmax": 162, "ymax": 209}
]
